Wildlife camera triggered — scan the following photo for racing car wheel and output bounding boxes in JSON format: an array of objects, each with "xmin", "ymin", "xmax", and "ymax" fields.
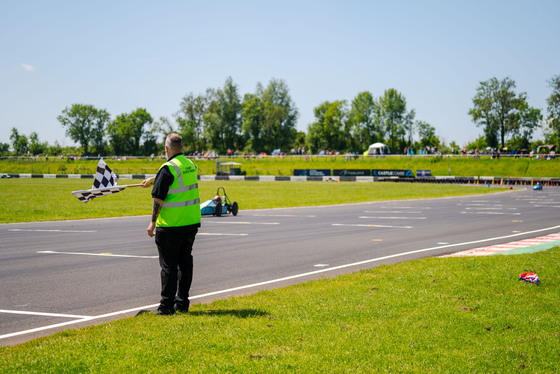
[{"xmin": 231, "ymin": 202, "xmax": 238, "ymax": 216}]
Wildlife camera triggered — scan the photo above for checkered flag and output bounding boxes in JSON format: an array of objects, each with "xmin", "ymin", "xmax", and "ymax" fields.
[
  {"xmin": 71, "ymin": 185, "xmax": 127, "ymax": 203},
  {"xmin": 71, "ymin": 159, "xmax": 141, "ymax": 203},
  {"xmin": 93, "ymin": 159, "xmax": 118, "ymax": 189}
]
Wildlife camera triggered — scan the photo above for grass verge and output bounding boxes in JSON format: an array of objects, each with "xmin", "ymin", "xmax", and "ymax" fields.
[
  {"xmin": 0, "ymin": 179, "xmax": 506, "ymax": 223},
  {"xmin": 1, "ymin": 248, "xmax": 558, "ymax": 372},
  {"xmin": 1, "ymin": 155, "xmax": 559, "ymax": 178}
]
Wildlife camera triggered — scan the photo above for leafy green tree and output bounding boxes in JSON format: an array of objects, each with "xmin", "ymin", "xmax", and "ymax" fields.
[
  {"xmin": 469, "ymin": 77, "xmax": 540, "ymax": 149},
  {"xmin": 293, "ymin": 131, "xmax": 307, "ymax": 150},
  {"xmin": 242, "ymin": 79, "xmax": 298, "ymax": 153},
  {"xmin": 306, "ymin": 121, "xmax": 326, "ymax": 154},
  {"xmin": 242, "ymin": 88, "xmax": 266, "ymax": 152},
  {"xmin": 57, "ymin": 104, "xmax": 110, "ymax": 155},
  {"xmin": 0, "ymin": 142, "xmax": 9, "ymax": 155},
  {"xmin": 260, "ymin": 79, "xmax": 298, "ymax": 153},
  {"xmin": 9, "ymin": 127, "xmax": 19, "ymax": 153},
  {"xmin": 402, "ymin": 109, "xmax": 416, "ymax": 149},
  {"xmin": 530, "ymin": 139, "xmax": 545, "ymax": 151},
  {"xmin": 306, "ymin": 100, "xmax": 348, "ymax": 153},
  {"xmin": 127, "ymin": 108, "xmax": 153, "ymax": 154},
  {"xmin": 91, "ymin": 118, "xmax": 106, "ymax": 154},
  {"xmin": 416, "ymin": 121, "xmax": 439, "ymax": 148},
  {"xmin": 155, "ymin": 116, "xmax": 175, "ymax": 138},
  {"xmin": 203, "ymin": 89, "xmax": 221, "ymax": 152},
  {"xmin": 28, "ymin": 132, "xmax": 47, "ymax": 155},
  {"xmin": 509, "ymin": 101, "xmax": 542, "ymax": 150},
  {"xmin": 176, "ymin": 92, "xmax": 209, "ymax": 152},
  {"xmin": 107, "ymin": 108, "xmax": 153, "ymax": 155},
  {"xmin": 545, "ymin": 75, "xmax": 560, "ymax": 150},
  {"xmin": 46, "ymin": 141, "xmax": 63, "ymax": 156},
  {"xmin": 220, "ymin": 78, "xmax": 243, "ymax": 152},
  {"xmin": 141, "ymin": 122, "xmax": 161, "ymax": 156},
  {"xmin": 10, "ymin": 127, "xmax": 28, "ymax": 155},
  {"xmin": 204, "ymin": 78, "xmax": 242, "ymax": 154},
  {"xmin": 106, "ymin": 116, "xmax": 128, "ymax": 155},
  {"xmin": 376, "ymin": 89, "xmax": 414, "ymax": 152},
  {"xmin": 347, "ymin": 91, "xmax": 378, "ymax": 151},
  {"xmin": 449, "ymin": 140, "xmax": 460, "ymax": 153},
  {"xmin": 464, "ymin": 136, "xmax": 487, "ymax": 152},
  {"xmin": 469, "ymin": 78, "xmax": 503, "ymax": 148}
]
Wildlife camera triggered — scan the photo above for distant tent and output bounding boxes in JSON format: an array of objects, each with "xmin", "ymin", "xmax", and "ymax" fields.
[
  {"xmin": 537, "ymin": 144, "xmax": 556, "ymax": 153},
  {"xmin": 365, "ymin": 142, "xmax": 390, "ymax": 156}
]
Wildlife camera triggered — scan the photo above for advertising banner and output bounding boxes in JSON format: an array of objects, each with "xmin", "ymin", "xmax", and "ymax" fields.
[
  {"xmin": 333, "ymin": 169, "xmax": 371, "ymax": 176},
  {"xmin": 372, "ymin": 169, "xmax": 412, "ymax": 177},
  {"xmin": 416, "ymin": 170, "xmax": 432, "ymax": 177},
  {"xmin": 293, "ymin": 169, "xmax": 332, "ymax": 176}
]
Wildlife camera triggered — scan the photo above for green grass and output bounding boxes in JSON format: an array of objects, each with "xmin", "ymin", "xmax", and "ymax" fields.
[
  {"xmin": 1, "ymin": 176, "xmax": 551, "ymax": 372},
  {"xmin": 0, "ymin": 179, "xmax": 505, "ymax": 223},
  {"xmin": 2, "ymin": 248, "xmax": 559, "ymax": 372},
  {"xmin": 1, "ymin": 155, "xmax": 559, "ymax": 177}
]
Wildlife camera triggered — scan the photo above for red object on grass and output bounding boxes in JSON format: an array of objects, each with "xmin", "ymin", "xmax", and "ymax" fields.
[{"xmin": 519, "ymin": 272, "xmax": 539, "ymax": 284}]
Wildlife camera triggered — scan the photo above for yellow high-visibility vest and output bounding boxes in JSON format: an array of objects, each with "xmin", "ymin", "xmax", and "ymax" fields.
[{"xmin": 156, "ymin": 155, "xmax": 201, "ymax": 227}]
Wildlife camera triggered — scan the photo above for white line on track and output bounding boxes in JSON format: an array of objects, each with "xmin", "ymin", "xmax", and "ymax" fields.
[
  {"xmin": 4, "ymin": 224, "xmax": 560, "ymax": 342},
  {"xmin": 332, "ymin": 223, "xmax": 413, "ymax": 229},
  {"xmin": 198, "ymin": 233, "xmax": 248, "ymax": 236},
  {"xmin": 203, "ymin": 221, "xmax": 280, "ymax": 225},
  {"xmin": 0, "ymin": 309, "xmax": 90, "ymax": 319},
  {"xmin": 359, "ymin": 216, "xmax": 426, "ymax": 220},
  {"xmin": 0, "ymin": 306, "xmax": 157, "ymax": 341},
  {"xmin": 364, "ymin": 210, "xmax": 422, "ymax": 214},
  {"xmin": 37, "ymin": 251, "xmax": 158, "ymax": 259},
  {"xmin": 463, "ymin": 207, "xmax": 517, "ymax": 210},
  {"xmin": 250, "ymin": 214, "xmax": 317, "ymax": 218},
  {"xmin": 460, "ymin": 211, "xmax": 521, "ymax": 215},
  {"xmin": 375, "ymin": 206, "xmax": 431, "ymax": 209},
  {"xmin": 9, "ymin": 229, "xmax": 97, "ymax": 233},
  {"xmin": 459, "ymin": 204, "xmax": 503, "ymax": 207}
]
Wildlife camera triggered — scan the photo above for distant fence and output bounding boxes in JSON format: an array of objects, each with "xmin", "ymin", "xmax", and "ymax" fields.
[
  {"xmin": 4, "ymin": 173, "xmax": 560, "ymax": 187},
  {"xmin": 1, "ymin": 152, "xmax": 554, "ymax": 162}
]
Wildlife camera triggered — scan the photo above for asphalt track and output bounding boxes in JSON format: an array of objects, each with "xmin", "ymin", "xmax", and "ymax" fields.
[{"xmin": 2, "ymin": 186, "xmax": 560, "ymax": 346}]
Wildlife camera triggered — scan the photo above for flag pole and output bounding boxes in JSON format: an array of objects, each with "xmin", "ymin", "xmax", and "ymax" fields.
[{"xmin": 71, "ymin": 158, "xmax": 147, "ymax": 202}]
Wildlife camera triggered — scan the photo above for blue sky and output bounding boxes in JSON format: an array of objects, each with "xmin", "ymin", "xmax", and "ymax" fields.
[{"xmin": 1, "ymin": 0, "xmax": 558, "ymax": 149}]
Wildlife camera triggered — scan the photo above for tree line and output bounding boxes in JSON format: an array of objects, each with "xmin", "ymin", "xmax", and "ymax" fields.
[
  {"xmin": 469, "ymin": 76, "xmax": 557, "ymax": 151},
  {"xmin": 3, "ymin": 75, "xmax": 559, "ymax": 157}
]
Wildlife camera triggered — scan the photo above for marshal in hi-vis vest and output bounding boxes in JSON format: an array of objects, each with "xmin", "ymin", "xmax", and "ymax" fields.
[{"xmin": 156, "ymin": 155, "xmax": 201, "ymax": 227}]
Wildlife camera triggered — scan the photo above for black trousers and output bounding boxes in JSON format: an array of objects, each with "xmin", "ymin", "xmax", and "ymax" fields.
[{"xmin": 155, "ymin": 227, "xmax": 198, "ymax": 311}]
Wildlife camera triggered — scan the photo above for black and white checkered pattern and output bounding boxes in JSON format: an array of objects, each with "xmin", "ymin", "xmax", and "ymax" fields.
[
  {"xmin": 92, "ymin": 159, "xmax": 118, "ymax": 189},
  {"xmin": 71, "ymin": 159, "xmax": 123, "ymax": 203},
  {"xmin": 71, "ymin": 186, "xmax": 127, "ymax": 203}
]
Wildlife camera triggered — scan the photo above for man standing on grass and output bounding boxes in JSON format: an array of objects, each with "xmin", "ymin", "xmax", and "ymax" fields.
[{"xmin": 142, "ymin": 133, "xmax": 201, "ymax": 315}]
